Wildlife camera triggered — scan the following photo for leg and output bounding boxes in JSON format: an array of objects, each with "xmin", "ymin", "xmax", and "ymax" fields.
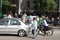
[{"xmin": 33, "ymin": 30, "xmax": 37, "ymax": 39}]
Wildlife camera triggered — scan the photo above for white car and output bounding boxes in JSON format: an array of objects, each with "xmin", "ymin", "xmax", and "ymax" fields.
[{"xmin": 0, "ymin": 18, "xmax": 29, "ymax": 37}]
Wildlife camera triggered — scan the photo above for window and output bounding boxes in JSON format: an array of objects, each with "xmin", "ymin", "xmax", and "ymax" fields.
[
  {"xmin": 0, "ymin": 19, "xmax": 9, "ymax": 25},
  {"xmin": 10, "ymin": 19, "xmax": 21, "ymax": 25}
]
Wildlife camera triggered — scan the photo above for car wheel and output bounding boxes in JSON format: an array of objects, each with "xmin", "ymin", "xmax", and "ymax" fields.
[{"xmin": 18, "ymin": 29, "xmax": 26, "ymax": 37}]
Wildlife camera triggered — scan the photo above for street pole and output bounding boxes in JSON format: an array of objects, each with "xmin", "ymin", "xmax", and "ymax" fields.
[{"xmin": 18, "ymin": 0, "xmax": 22, "ymax": 15}]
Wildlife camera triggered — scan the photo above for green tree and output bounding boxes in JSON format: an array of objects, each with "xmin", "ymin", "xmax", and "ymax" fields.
[
  {"xmin": 0, "ymin": 0, "xmax": 1, "ymax": 6},
  {"xmin": 2, "ymin": 0, "xmax": 11, "ymax": 6},
  {"xmin": 33, "ymin": 0, "xmax": 56, "ymax": 11},
  {"xmin": 49, "ymin": 0, "xmax": 56, "ymax": 11},
  {"xmin": 0, "ymin": 0, "xmax": 2, "ymax": 17},
  {"xmin": 33, "ymin": 0, "xmax": 39, "ymax": 9},
  {"xmin": 2, "ymin": 0, "xmax": 11, "ymax": 15}
]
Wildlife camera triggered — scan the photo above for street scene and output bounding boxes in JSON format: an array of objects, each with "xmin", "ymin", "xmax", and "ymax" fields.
[{"xmin": 0, "ymin": 0, "xmax": 60, "ymax": 40}]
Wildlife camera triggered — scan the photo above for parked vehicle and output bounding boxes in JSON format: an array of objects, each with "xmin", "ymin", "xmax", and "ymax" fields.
[{"xmin": 0, "ymin": 18, "xmax": 29, "ymax": 37}]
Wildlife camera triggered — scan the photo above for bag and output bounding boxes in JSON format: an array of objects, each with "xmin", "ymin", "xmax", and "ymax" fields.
[{"xmin": 32, "ymin": 29, "xmax": 34, "ymax": 35}]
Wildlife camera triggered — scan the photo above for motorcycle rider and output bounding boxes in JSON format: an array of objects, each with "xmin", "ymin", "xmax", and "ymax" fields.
[{"xmin": 41, "ymin": 16, "xmax": 48, "ymax": 36}]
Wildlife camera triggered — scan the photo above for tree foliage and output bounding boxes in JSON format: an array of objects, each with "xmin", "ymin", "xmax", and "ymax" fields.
[
  {"xmin": 0, "ymin": 0, "xmax": 2, "ymax": 7},
  {"xmin": 33, "ymin": 0, "xmax": 56, "ymax": 11},
  {"xmin": 2, "ymin": 0, "xmax": 11, "ymax": 6},
  {"xmin": 2, "ymin": 0, "xmax": 11, "ymax": 15}
]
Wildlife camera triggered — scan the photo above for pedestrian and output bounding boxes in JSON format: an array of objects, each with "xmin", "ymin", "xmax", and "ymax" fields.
[
  {"xmin": 27, "ymin": 15, "xmax": 33, "ymax": 27},
  {"xmin": 36, "ymin": 16, "xmax": 40, "ymax": 27},
  {"xmin": 54, "ymin": 17, "xmax": 58, "ymax": 26},
  {"xmin": 46, "ymin": 16, "xmax": 51, "ymax": 24},
  {"xmin": 7, "ymin": 14, "xmax": 13, "ymax": 18},
  {"xmin": 15, "ymin": 12, "xmax": 18, "ymax": 18},
  {"xmin": 51, "ymin": 17, "xmax": 54, "ymax": 23},
  {"xmin": 32, "ymin": 17, "xmax": 37, "ymax": 39},
  {"xmin": 22, "ymin": 13, "xmax": 27, "ymax": 23},
  {"xmin": 36, "ymin": 16, "xmax": 43, "ymax": 34},
  {"xmin": 57, "ymin": 16, "xmax": 60, "ymax": 24}
]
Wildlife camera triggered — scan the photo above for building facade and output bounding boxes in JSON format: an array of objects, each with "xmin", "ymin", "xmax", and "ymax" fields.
[
  {"xmin": 18, "ymin": 0, "xmax": 34, "ymax": 14},
  {"xmin": 19, "ymin": 0, "xmax": 34, "ymax": 10}
]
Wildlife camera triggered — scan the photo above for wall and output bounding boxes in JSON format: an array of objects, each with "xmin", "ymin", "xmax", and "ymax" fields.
[{"xmin": 20, "ymin": 0, "xmax": 34, "ymax": 10}]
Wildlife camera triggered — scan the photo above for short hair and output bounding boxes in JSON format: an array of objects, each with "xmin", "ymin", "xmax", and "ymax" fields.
[{"xmin": 33, "ymin": 17, "xmax": 36, "ymax": 20}]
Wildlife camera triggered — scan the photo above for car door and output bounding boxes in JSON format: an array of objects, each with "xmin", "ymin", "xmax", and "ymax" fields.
[
  {"xmin": 7, "ymin": 18, "xmax": 21, "ymax": 33},
  {"xmin": 0, "ymin": 19, "xmax": 9, "ymax": 34}
]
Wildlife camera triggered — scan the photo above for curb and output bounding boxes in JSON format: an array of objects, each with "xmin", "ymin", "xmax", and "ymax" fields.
[{"xmin": 49, "ymin": 26, "xmax": 60, "ymax": 29}]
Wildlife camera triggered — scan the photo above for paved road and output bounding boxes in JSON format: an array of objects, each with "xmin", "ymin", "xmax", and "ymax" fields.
[{"xmin": 0, "ymin": 29, "xmax": 60, "ymax": 40}]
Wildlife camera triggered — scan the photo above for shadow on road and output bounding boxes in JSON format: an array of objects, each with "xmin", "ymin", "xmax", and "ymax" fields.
[
  {"xmin": 26, "ymin": 34, "xmax": 45, "ymax": 39},
  {"xmin": 0, "ymin": 34, "xmax": 18, "ymax": 37},
  {"xmin": 27, "ymin": 36, "xmax": 34, "ymax": 39}
]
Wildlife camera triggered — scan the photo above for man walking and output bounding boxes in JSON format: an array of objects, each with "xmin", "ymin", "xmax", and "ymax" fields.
[{"xmin": 32, "ymin": 17, "xmax": 37, "ymax": 39}]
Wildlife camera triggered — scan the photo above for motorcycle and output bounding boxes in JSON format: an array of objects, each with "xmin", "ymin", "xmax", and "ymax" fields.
[{"xmin": 37, "ymin": 25, "xmax": 54, "ymax": 36}]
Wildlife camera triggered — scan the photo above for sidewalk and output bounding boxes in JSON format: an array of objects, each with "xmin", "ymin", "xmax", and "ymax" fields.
[{"xmin": 48, "ymin": 24, "xmax": 60, "ymax": 29}]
